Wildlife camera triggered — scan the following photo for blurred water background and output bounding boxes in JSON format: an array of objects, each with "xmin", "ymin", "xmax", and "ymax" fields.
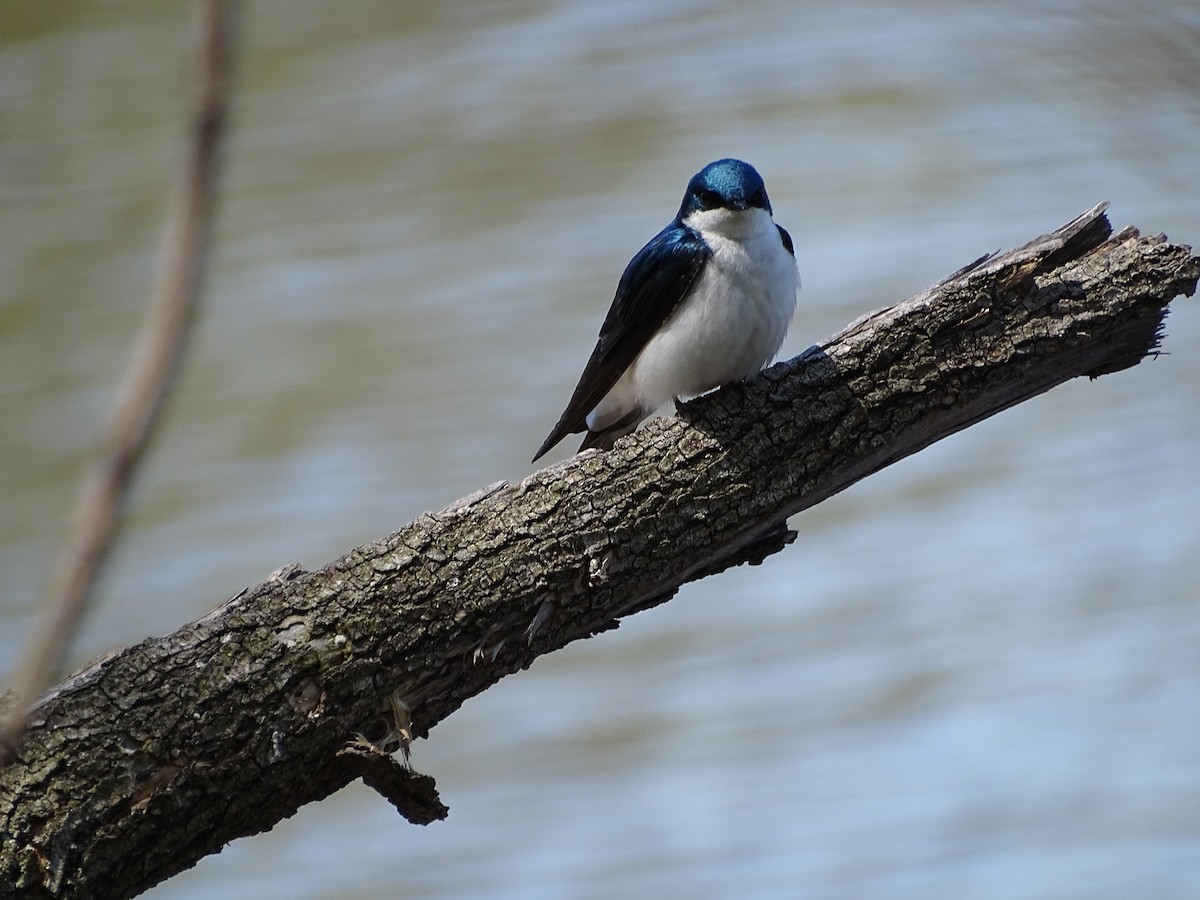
[{"xmin": 2, "ymin": 2, "xmax": 1198, "ymax": 897}]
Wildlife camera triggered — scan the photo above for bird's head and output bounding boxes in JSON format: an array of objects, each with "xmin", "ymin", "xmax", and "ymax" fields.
[{"xmin": 678, "ymin": 158, "xmax": 772, "ymax": 222}]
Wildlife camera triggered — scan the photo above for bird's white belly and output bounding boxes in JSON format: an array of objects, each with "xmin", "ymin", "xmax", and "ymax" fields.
[{"xmin": 588, "ymin": 215, "xmax": 798, "ymax": 431}]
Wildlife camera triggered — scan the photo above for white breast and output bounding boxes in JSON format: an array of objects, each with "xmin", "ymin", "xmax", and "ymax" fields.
[{"xmin": 586, "ymin": 206, "xmax": 799, "ymax": 433}]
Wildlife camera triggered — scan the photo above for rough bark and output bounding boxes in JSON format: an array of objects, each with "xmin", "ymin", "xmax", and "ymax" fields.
[{"xmin": 1, "ymin": 207, "xmax": 1196, "ymax": 899}]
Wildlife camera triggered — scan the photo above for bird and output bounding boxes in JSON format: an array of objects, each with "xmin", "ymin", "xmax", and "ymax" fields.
[{"xmin": 532, "ymin": 158, "xmax": 799, "ymax": 463}]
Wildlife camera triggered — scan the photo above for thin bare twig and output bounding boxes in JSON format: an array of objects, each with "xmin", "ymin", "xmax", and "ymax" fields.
[{"xmin": 0, "ymin": 0, "xmax": 237, "ymax": 763}]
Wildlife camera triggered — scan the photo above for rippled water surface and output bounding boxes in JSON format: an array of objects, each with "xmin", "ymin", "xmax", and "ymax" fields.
[{"xmin": 2, "ymin": 2, "xmax": 1198, "ymax": 897}]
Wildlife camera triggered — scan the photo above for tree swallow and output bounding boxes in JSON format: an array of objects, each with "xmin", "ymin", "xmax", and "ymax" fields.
[{"xmin": 532, "ymin": 158, "xmax": 799, "ymax": 463}]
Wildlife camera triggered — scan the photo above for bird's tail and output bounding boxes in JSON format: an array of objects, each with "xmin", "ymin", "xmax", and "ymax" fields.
[
  {"xmin": 533, "ymin": 407, "xmax": 645, "ymax": 464},
  {"xmin": 576, "ymin": 407, "xmax": 644, "ymax": 454}
]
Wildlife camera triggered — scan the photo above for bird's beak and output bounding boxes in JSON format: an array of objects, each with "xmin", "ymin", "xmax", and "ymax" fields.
[{"xmin": 726, "ymin": 195, "xmax": 748, "ymax": 211}]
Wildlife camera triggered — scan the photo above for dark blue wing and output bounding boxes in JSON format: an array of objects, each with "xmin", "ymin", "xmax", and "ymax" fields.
[
  {"xmin": 532, "ymin": 224, "xmax": 711, "ymax": 461},
  {"xmin": 776, "ymin": 224, "xmax": 794, "ymax": 257}
]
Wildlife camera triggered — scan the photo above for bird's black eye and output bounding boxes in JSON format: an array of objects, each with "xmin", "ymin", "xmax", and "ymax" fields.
[
  {"xmin": 751, "ymin": 188, "xmax": 766, "ymax": 208},
  {"xmin": 697, "ymin": 189, "xmax": 721, "ymax": 209}
]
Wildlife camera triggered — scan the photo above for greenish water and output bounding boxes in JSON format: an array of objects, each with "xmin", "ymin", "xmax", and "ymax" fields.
[{"xmin": 2, "ymin": 2, "xmax": 1198, "ymax": 897}]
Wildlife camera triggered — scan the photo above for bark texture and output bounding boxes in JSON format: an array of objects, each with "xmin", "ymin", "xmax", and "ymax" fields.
[{"xmin": 1, "ymin": 207, "xmax": 1196, "ymax": 899}]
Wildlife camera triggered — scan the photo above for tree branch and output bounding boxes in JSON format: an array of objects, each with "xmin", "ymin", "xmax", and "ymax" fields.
[
  {"xmin": 0, "ymin": 0, "xmax": 237, "ymax": 764},
  {"xmin": 1, "ymin": 206, "xmax": 1196, "ymax": 899}
]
